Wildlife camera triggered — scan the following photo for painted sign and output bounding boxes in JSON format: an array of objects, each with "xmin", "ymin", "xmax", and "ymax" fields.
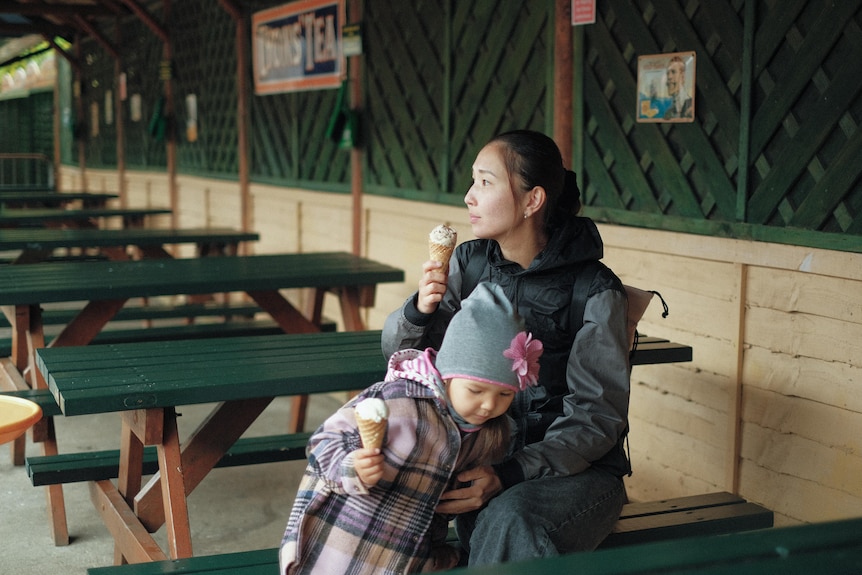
[
  {"xmin": 252, "ymin": 0, "xmax": 345, "ymax": 95},
  {"xmin": 637, "ymin": 51, "xmax": 696, "ymax": 123},
  {"xmin": 572, "ymin": 0, "xmax": 596, "ymax": 26}
]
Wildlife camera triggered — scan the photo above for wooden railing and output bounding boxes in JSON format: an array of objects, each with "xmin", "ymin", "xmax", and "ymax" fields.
[{"xmin": 0, "ymin": 153, "xmax": 53, "ymax": 189}]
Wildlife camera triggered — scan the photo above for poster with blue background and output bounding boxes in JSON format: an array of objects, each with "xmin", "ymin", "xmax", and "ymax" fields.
[{"xmin": 253, "ymin": 0, "xmax": 345, "ymax": 95}]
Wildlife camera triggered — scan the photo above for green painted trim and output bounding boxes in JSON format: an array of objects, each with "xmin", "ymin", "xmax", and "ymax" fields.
[
  {"xmin": 583, "ymin": 206, "xmax": 862, "ymax": 254},
  {"xmin": 736, "ymin": 0, "xmax": 755, "ymax": 223}
]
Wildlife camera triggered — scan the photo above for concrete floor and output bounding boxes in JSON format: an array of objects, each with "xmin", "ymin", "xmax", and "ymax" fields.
[{"xmin": 1, "ymin": 392, "xmax": 344, "ymax": 574}]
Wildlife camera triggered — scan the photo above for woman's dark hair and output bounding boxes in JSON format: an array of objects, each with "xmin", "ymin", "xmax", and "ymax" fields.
[{"xmin": 488, "ymin": 130, "xmax": 582, "ymax": 233}]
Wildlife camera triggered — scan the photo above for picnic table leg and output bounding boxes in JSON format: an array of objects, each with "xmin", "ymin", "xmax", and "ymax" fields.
[
  {"xmin": 247, "ymin": 289, "xmax": 320, "ymax": 432},
  {"xmin": 18, "ymin": 304, "xmax": 71, "ymax": 546},
  {"xmin": 338, "ymin": 286, "xmax": 368, "ymax": 332},
  {"xmin": 157, "ymin": 409, "xmax": 193, "ymax": 559},
  {"xmin": 39, "ymin": 416, "xmax": 70, "ymax": 546},
  {"xmin": 89, "ymin": 480, "xmax": 168, "ymax": 564},
  {"xmin": 246, "ymin": 289, "xmax": 320, "ymax": 334},
  {"xmin": 134, "ymin": 397, "xmax": 273, "ymax": 533},
  {"xmin": 7, "ymin": 304, "xmax": 30, "ymax": 384},
  {"xmin": 49, "ymin": 298, "xmax": 129, "ymax": 348},
  {"xmin": 90, "ymin": 409, "xmax": 170, "ymax": 564},
  {"xmin": 115, "ymin": 417, "xmax": 146, "ymax": 564},
  {"xmin": 289, "ymin": 395, "xmax": 309, "ymax": 433}
]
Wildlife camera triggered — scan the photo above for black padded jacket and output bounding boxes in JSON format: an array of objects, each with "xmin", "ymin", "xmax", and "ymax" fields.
[{"xmin": 382, "ymin": 216, "xmax": 632, "ymax": 486}]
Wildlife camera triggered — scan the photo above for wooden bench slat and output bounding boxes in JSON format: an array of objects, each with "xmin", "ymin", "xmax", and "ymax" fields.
[
  {"xmin": 87, "ymin": 547, "xmax": 278, "ymax": 575},
  {"xmin": 630, "ymin": 339, "xmax": 693, "ymax": 364},
  {"xmin": 0, "ymin": 301, "xmax": 265, "ymax": 328},
  {"xmin": 600, "ymin": 502, "xmax": 774, "ymax": 548},
  {"xmin": 26, "ymin": 433, "xmax": 313, "ymax": 486},
  {"xmin": 618, "ymin": 490, "xmax": 743, "ymax": 518},
  {"xmin": 0, "ymin": 226, "xmax": 258, "ymax": 251},
  {"xmin": 0, "ymin": 319, "xmax": 299, "ymax": 358},
  {"xmin": 0, "ymin": 207, "xmax": 172, "ymax": 224}
]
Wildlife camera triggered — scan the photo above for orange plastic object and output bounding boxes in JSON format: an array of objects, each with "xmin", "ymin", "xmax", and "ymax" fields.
[{"xmin": 0, "ymin": 395, "xmax": 43, "ymax": 445}]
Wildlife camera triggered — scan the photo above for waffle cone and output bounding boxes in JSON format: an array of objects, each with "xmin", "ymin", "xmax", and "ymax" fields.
[
  {"xmin": 357, "ymin": 416, "xmax": 387, "ymax": 450},
  {"xmin": 429, "ymin": 241, "xmax": 455, "ymax": 274}
]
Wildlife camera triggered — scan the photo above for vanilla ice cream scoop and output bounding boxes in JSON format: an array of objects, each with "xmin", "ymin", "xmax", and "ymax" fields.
[
  {"xmin": 429, "ymin": 224, "xmax": 457, "ymax": 248},
  {"xmin": 354, "ymin": 398, "xmax": 389, "ymax": 422},
  {"xmin": 428, "ymin": 224, "xmax": 457, "ymax": 274}
]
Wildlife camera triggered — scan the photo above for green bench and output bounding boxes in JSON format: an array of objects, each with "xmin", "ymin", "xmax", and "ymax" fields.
[
  {"xmin": 0, "ymin": 319, "xmax": 287, "ymax": 358},
  {"xmin": 0, "ymin": 301, "xmax": 265, "ymax": 328},
  {"xmin": 26, "ymin": 432, "xmax": 313, "ymax": 486},
  {"xmin": 0, "ymin": 302, "xmax": 337, "ymax": 357},
  {"xmin": 0, "ymin": 253, "xmax": 111, "ymax": 264},
  {"xmin": 83, "ymin": 492, "xmax": 777, "ymax": 575},
  {"xmin": 598, "ymin": 491, "xmax": 772, "ymax": 548}
]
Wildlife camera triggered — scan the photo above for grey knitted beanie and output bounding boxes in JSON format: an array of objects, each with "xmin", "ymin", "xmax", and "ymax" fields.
[{"xmin": 435, "ymin": 282, "xmax": 543, "ymax": 391}]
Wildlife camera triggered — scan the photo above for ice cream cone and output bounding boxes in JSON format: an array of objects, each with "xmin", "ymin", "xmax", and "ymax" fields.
[
  {"xmin": 357, "ymin": 416, "xmax": 387, "ymax": 450},
  {"xmin": 429, "ymin": 224, "xmax": 457, "ymax": 274},
  {"xmin": 355, "ymin": 397, "xmax": 389, "ymax": 450}
]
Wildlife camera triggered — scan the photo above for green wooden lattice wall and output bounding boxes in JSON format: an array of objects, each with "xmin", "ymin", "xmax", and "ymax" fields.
[{"xmin": 31, "ymin": 0, "xmax": 862, "ymax": 252}]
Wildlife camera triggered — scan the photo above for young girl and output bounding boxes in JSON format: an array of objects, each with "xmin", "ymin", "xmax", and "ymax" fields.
[{"xmin": 279, "ymin": 282, "xmax": 543, "ymax": 574}]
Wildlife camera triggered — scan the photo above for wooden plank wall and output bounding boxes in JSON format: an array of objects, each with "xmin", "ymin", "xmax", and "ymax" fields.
[{"xmin": 60, "ymin": 168, "xmax": 862, "ymax": 527}]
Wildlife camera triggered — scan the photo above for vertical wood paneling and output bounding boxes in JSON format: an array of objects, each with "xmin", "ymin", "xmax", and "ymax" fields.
[{"xmin": 58, "ymin": 166, "xmax": 862, "ymax": 525}]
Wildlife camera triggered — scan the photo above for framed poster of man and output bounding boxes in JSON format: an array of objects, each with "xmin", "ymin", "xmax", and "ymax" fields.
[{"xmin": 637, "ymin": 51, "xmax": 696, "ymax": 123}]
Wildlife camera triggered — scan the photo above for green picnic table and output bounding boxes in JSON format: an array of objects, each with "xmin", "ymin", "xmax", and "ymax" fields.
[
  {"xmin": 0, "ymin": 251, "xmax": 404, "ymax": 378},
  {"xmin": 0, "ymin": 206, "xmax": 171, "ymax": 228},
  {"xmin": 0, "ymin": 190, "xmax": 118, "ymax": 207},
  {"xmin": 3, "ymin": 252, "xmax": 404, "ymax": 548},
  {"xmin": 0, "ymin": 226, "xmax": 260, "ymax": 263},
  {"xmin": 35, "ymin": 330, "xmax": 388, "ymax": 562}
]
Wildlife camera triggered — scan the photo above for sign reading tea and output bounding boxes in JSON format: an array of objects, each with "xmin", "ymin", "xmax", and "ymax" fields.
[{"xmin": 253, "ymin": 0, "xmax": 345, "ymax": 94}]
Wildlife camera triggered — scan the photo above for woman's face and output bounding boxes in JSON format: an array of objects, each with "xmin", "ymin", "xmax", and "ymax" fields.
[
  {"xmin": 446, "ymin": 377, "xmax": 514, "ymax": 426},
  {"xmin": 465, "ymin": 143, "xmax": 522, "ymax": 240}
]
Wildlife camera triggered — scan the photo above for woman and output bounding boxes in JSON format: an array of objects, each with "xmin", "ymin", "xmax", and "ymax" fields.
[{"xmin": 382, "ymin": 130, "xmax": 631, "ymax": 564}]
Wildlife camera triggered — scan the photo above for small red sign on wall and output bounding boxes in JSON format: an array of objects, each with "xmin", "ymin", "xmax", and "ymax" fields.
[{"xmin": 572, "ymin": 0, "xmax": 596, "ymax": 26}]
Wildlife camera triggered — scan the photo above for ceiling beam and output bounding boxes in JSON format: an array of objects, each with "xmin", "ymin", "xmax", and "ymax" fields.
[
  {"xmin": 0, "ymin": 20, "xmax": 71, "ymax": 38},
  {"xmin": 118, "ymin": 0, "xmax": 167, "ymax": 43},
  {"xmin": 43, "ymin": 34, "xmax": 80, "ymax": 73},
  {"xmin": 0, "ymin": 2, "xmax": 116, "ymax": 18},
  {"xmin": 73, "ymin": 14, "xmax": 118, "ymax": 59}
]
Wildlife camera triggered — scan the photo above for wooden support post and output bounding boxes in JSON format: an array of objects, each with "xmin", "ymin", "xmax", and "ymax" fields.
[
  {"xmin": 220, "ymin": 0, "xmax": 252, "ymax": 251},
  {"xmin": 349, "ymin": 0, "xmax": 363, "ymax": 256},
  {"xmin": 554, "ymin": 0, "xmax": 573, "ymax": 165}
]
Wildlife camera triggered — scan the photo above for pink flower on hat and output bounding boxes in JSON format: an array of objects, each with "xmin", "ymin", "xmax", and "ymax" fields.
[{"xmin": 503, "ymin": 331, "xmax": 544, "ymax": 390}]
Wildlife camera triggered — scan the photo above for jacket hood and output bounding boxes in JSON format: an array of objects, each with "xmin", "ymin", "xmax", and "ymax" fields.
[
  {"xmin": 488, "ymin": 216, "xmax": 604, "ymax": 274},
  {"xmin": 384, "ymin": 348, "xmax": 447, "ymax": 403}
]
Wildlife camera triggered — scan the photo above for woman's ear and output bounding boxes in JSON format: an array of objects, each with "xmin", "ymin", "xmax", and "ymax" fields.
[{"xmin": 526, "ymin": 186, "xmax": 546, "ymax": 215}]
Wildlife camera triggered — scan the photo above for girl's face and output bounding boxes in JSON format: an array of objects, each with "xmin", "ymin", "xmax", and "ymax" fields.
[
  {"xmin": 446, "ymin": 377, "xmax": 515, "ymax": 425},
  {"xmin": 465, "ymin": 143, "xmax": 523, "ymax": 240}
]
